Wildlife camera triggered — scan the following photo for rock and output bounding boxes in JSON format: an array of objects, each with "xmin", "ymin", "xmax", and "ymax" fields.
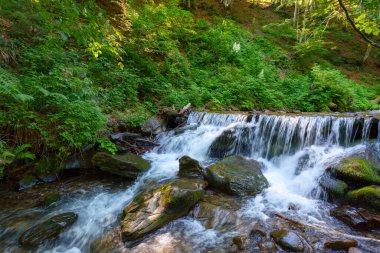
[
  {"xmin": 178, "ymin": 156, "xmax": 203, "ymax": 178},
  {"xmin": 271, "ymin": 229, "xmax": 304, "ymax": 252},
  {"xmin": 64, "ymin": 146, "xmax": 95, "ymax": 170},
  {"xmin": 204, "ymin": 155, "xmax": 268, "ymax": 196},
  {"xmin": 190, "ymin": 194, "xmax": 239, "ymax": 230},
  {"xmin": 208, "ymin": 129, "xmax": 236, "ymax": 158},
  {"xmin": 324, "ymin": 239, "xmax": 357, "ymax": 251},
  {"xmin": 39, "ymin": 191, "xmax": 62, "ymax": 206},
  {"xmin": 295, "ymin": 153, "xmax": 310, "ymax": 175},
  {"xmin": 173, "ymin": 124, "xmax": 198, "ymax": 135},
  {"xmin": 141, "ymin": 116, "xmax": 165, "ymax": 135},
  {"xmin": 90, "ymin": 228, "xmax": 123, "ymax": 253},
  {"xmin": 347, "ymin": 185, "xmax": 380, "ymax": 210},
  {"xmin": 365, "ymin": 142, "xmax": 380, "ymax": 166},
  {"xmin": 19, "ymin": 212, "xmax": 78, "ymax": 247},
  {"xmin": 165, "ymin": 112, "xmax": 187, "ymax": 129},
  {"xmin": 319, "ymin": 174, "xmax": 348, "ymax": 198},
  {"xmin": 18, "ymin": 175, "xmax": 40, "ymax": 191},
  {"xmin": 334, "ymin": 157, "xmax": 380, "ymax": 185},
  {"xmin": 331, "ymin": 205, "xmax": 380, "ymax": 230},
  {"xmin": 121, "ymin": 178, "xmax": 207, "ymax": 241},
  {"xmin": 92, "ymin": 152, "xmax": 150, "ymax": 179},
  {"xmin": 348, "ymin": 247, "xmax": 364, "ymax": 253},
  {"xmin": 233, "ymin": 236, "xmax": 248, "ymax": 250}
]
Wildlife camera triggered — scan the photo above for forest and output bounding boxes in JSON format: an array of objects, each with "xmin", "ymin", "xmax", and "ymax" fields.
[{"xmin": 0, "ymin": 1, "xmax": 380, "ymax": 252}]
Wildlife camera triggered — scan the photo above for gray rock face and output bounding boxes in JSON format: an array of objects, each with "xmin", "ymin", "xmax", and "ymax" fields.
[
  {"xmin": 121, "ymin": 178, "xmax": 207, "ymax": 241},
  {"xmin": 19, "ymin": 212, "xmax": 78, "ymax": 247},
  {"xmin": 271, "ymin": 229, "xmax": 304, "ymax": 252},
  {"xmin": 92, "ymin": 152, "xmax": 150, "ymax": 179},
  {"xmin": 178, "ymin": 156, "xmax": 203, "ymax": 178},
  {"xmin": 141, "ymin": 116, "xmax": 165, "ymax": 135},
  {"xmin": 204, "ymin": 155, "xmax": 268, "ymax": 196}
]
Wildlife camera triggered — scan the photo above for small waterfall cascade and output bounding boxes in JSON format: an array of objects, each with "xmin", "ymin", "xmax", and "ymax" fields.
[
  {"xmin": 199, "ymin": 112, "xmax": 379, "ymax": 160},
  {"xmin": 1, "ymin": 111, "xmax": 379, "ymax": 253}
]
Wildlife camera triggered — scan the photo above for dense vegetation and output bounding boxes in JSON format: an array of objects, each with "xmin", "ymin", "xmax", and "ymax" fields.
[{"xmin": 0, "ymin": 0, "xmax": 379, "ymax": 177}]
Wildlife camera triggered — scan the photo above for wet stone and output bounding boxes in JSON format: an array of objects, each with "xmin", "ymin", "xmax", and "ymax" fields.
[
  {"xmin": 178, "ymin": 155, "xmax": 203, "ymax": 179},
  {"xmin": 271, "ymin": 229, "xmax": 304, "ymax": 252},
  {"xmin": 19, "ymin": 212, "xmax": 78, "ymax": 247},
  {"xmin": 324, "ymin": 239, "xmax": 358, "ymax": 251}
]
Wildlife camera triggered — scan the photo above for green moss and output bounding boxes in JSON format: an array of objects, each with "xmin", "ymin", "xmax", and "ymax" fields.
[
  {"xmin": 335, "ymin": 157, "xmax": 380, "ymax": 185},
  {"xmin": 42, "ymin": 191, "xmax": 62, "ymax": 206},
  {"xmin": 347, "ymin": 185, "xmax": 380, "ymax": 210}
]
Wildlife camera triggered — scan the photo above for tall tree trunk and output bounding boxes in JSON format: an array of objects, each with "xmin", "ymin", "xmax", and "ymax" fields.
[{"xmin": 362, "ymin": 44, "xmax": 372, "ymax": 64}]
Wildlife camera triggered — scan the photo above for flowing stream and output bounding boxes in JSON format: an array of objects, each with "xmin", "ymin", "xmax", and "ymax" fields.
[{"xmin": 1, "ymin": 111, "xmax": 379, "ymax": 252}]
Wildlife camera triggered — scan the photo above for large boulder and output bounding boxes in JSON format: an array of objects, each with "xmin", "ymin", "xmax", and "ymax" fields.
[
  {"xmin": 331, "ymin": 205, "xmax": 380, "ymax": 230},
  {"xmin": 121, "ymin": 178, "xmax": 207, "ymax": 241},
  {"xmin": 334, "ymin": 157, "xmax": 380, "ymax": 185},
  {"xmin": 92, "ymin": 152, "xmax": 150, "ymax": 179},
  {"xmin": 347, "ymin": 185, "xmax": 380, "ymax": 210},
  {"xmin": 19, "ymin": 212, "xmax": 78, "ymax": 247},
  {"xmin": 178, "ymin": 156, "xmax": 203, "ymax": 178},
  {"xmin": 270, "ymin": 229, "xmax": 305, "ymax": 252},
  {"xmin": 204, "ymin": 155, "xmax": 268, "ymax": 196}
]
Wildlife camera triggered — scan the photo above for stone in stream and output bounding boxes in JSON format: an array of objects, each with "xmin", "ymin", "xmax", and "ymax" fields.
[
  {"xmin": 19, "ymin": 212, "xmax": 78, "ymax": 247},
  {"xmin": 190, "ymin": 193, "xmax": 240, "ymax": 230},
  {"xmin": 319, "ymin": 174, "xmax": 348, "ymax": 198},
  {"xmin": 208, "ymin": 129, "xmax": 236, "ymax": 158},
  {"xmin": 334, "ymin": 156, "xmax": 380, "ymax": 185},
  {"xmin": 121, "ymin": 178, "xmax": 207, "ymax": 241},
  {"xmin": 204, "ymin": 155, "xmax": 268, "ymax": 196},
  {"xmin": 324, "ymin": 239, "xmax": 358, "ymax": 251},
  {"xmin": 348, "ymin": 247, "xmax": 364, "ymax": 253},
  {"xmin": 331, "ymin": 205, "xmax": 380, "ymax": 230},
  {"xmin": 141, "ymin": 116, "xmax": 165, "ymax": 135},
  {"xmin": 92, "ymin": 152, "xmax": 150, "ymax": 179},
  {"xmin": 347, "ymin": 185, "xmax": 380, "ymax": 210},
  {"xmin": 18, "ymin": 174, "xmax": 40, "ymax": 191},
  {"xmin": 178, "ymin": 156, "xmax": 203, "ymax": 179},
  {"xmin": 270, "ymin": 229, "xmax": 305, "ymax": 252}
]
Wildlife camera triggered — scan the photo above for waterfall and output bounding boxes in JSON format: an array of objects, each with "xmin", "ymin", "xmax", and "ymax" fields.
[{"xmin": 3, "ymin": 111, "xmax": 379, "ymax": 253}]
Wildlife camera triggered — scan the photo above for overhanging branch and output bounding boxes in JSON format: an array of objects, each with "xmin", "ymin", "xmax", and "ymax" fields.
[{"xmin": 337, "ymin": 0, "xmax": 380, "ymax": 49}]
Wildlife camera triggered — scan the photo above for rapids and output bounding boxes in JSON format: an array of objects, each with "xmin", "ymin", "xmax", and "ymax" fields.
[{"xmin": 1, "ymin": 111, "xmax": 379, "ymax": 252}]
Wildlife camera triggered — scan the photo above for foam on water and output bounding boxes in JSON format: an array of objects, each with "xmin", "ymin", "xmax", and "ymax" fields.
[{"xmin": 6, "ymin": 111, "xmax": 378, "ymax": 252}]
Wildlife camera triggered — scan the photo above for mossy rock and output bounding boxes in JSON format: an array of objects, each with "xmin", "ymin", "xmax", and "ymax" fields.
[
  {"xmin": 178, "ymin": 155, "xmax": 203, "ymax": 178},
  {"xmin": 335, "ymin": 157, "xmax": 380, "ymax": 185},
  {"xmin": 347, "ymin": 185, "xmax": 380, "ymax": 211},
  {"xmin": 18, "ymin": 175, "xmax": 40, "ymax": 191},
  {"xmin": 121, "ymin": 178, "xmax": 207, "ymax": 241},
  {"xmin": 205, "ymin": 155, "xmax": 268, "ymax": 196},
  {"xmin": 324, "ymin": 240, "xmax": 357, "ymax": 251},
  {"xmin": 319, "ymin": 175, "xmax": 348, "ymax": 198},
  {"xmin": 92, "ymin": 152, "xmax": 150, "ymax": 179},
  {"xmin": 40, "ymin": 191, "xmax": 62, "ymax": 206},
  {"xmin": 19, "ymin": 212, "xmax": 78, "ymax": 247}
]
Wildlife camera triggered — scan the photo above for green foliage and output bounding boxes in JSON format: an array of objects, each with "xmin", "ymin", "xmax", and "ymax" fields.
[
  {"xmin": 0, "ymin": 142, "xmax": 35, "ymax": 178},
  {"xmin": 0, "ymin": 0, "xmax": 379, "ymax": 179},
  {"xmin": 97, "ymin": 138, "xmax": 118, "ymax": 155}
]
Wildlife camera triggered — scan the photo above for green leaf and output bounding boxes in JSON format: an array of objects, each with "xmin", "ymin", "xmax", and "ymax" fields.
[{"xmin": 355, "ymin": 14, "xmax": 366, "ymax": 23}]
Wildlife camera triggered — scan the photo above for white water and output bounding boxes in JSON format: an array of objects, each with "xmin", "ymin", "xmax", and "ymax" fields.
[{"xmin": 4, "ymin": 111, "xmax": 379, "ymax": 252}]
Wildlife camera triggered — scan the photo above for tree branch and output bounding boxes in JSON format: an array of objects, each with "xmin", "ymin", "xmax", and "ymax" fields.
[{"xmin": 337, "ymin": 0, "xmax": 380, "ymax": 49}]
